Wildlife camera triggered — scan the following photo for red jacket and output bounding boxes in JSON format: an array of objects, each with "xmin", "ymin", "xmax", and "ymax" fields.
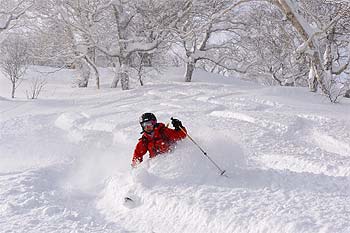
[{"xmin": 132, "ymin": 123, "xmax": 187, "ymax": 166}]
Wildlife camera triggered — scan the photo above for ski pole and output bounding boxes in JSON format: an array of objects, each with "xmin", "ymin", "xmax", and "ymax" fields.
[{"xmin": 177, "ymin": 124, "xmax": 227, "ymax": 176}]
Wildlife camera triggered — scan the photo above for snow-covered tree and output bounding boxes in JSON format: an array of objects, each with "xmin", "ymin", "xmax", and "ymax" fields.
[
  {"xmin": 25, "ymin": 77, "xmax": 47, "ymax": 99},
  {"xmin": 170, "ymin": 0, "xmax": 251, "ymax": 82},
  {"xmin": 270, "ymin": 0, "xmax": 350, "ymax": 102},
  {"xmin": 30, "ymin": 0, "xmax": 113, "ymax": 89},
  {"xmin": 96, "ymin": 0, "xmax": 180, "ymax": 90},
  {"xmin": 0, "ymin": 0, "xmax": 33, "ymax": 35},
  {"xmin": 0, "ymin": 36, "xmax": 29, "ymax": 98},
  {"xmin": 29, "ymin": 0, "xmax": 178, "ymax": 90},
  {"xmin": 97, "ymin": 1, "xmax": 150, "ymax": 90},
  {"xmin": 236, "ymin": 3, "xmax": 308, "ymax": 86}
]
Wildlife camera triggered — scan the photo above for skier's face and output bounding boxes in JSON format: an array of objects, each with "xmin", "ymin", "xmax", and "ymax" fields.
[{"xmin": 142, "ymin": 121, "xmax": 155, "ymax": 133}]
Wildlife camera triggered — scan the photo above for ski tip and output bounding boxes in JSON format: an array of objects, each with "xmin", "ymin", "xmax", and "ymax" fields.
[
  {"xmin": 124, "ymin": 197, "xmax": 134, "ymax": 203},
  {"xmin": 220, "ymin": 170, "xmax": 228, "ymax": 177}
]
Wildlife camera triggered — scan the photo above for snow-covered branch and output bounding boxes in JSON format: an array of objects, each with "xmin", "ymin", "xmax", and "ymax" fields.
[
  {"xmin": 0, "ymin": 0, "xmax": 33, "ymax": 33},
  {"xmin": 198, "ymin": 55, "xmax": 251, "ymax": 73}
]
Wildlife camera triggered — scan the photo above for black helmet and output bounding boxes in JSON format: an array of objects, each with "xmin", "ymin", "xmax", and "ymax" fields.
[{"xmin": 139, "ymin": 112, "xmax": 157, "ymax": 124}]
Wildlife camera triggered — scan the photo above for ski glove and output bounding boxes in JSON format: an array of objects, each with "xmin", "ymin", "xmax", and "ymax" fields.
[{"xmin": 171, "ymin": 118, "xmax": 183, "ymax": 131}]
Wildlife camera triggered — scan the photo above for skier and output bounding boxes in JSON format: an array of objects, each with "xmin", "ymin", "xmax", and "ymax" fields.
[{"xmin": 132, "ymin": 113, "xmax": 187, "ymax": 167}]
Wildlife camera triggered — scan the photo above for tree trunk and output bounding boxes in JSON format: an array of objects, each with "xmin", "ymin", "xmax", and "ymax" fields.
[
  {"xmin": 120, "ymin": 71, "xmax": 129, "ymax": 90},
  {"xmin": 308, "ymin": 62, "xmax": 318, "ymax": 92},
  {"xmin": 111, "ymin": 59, "xmax": 130, "ymax": 90},
  {"xmin": 119, "ymin": 63, "xmax": 130, "ymax": 90},
  {"xmin": 77, "ymin": 61, "xmax": 90, "ymax": 88},
  {"xmin": 185, "ymin": 62, "xmax": 195, "ymax": 82},
  {"xmin": 274, "ymin": 0, "xmax": 329, "ymax": 94},
  {"xmin": 11, "ymin": 81, "xmax": 15, "ymax": 98},
  {"xmin": 95, "ymin": 72, "xmax": 100, "ymax": 89},
  {"xmin": 269, "ymin": 67, "xmax": 282, "ymax": 85},
  {"xmin": 84, "ymin": 56, "xmax": 100, "ymax": 89},
  {"xmin": 344, "ymin": 90, "xmax": 350, "ymax": 98},
  {"xmin": 139, "ymin": 75, "xmax": 144, "ymax": 86},
  {"xmin": 87, "ymin": 48, "xmax": 99, "ymax": 89},
  {"xmin": 111, "ymin": 74, "xmax": 120, "ymax": 88},
  {"xmin": 110, "ymin": 62, "xmax": 119, "ymax": 88},
  {"xmin": 311, "ymin": 54, "xmax": 330, "ymax": 95}
]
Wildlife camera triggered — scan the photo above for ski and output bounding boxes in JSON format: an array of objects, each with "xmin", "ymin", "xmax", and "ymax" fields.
[{"xmin": 124, "ymin": 197, "xmax": 134, "ymax": 203}]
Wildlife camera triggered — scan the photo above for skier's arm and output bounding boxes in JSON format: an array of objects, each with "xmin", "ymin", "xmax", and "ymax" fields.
[
  {"xmin": 164, "ymin": 124, "xmax": 187, "ymax": 141},
  {"xmin": 132, "ymin": 140, "xmax": 148, "ymax": 167}
]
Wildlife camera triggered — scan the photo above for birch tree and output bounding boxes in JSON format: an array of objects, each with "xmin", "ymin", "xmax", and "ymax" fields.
[
  {"xmin": 171, "ymin": 0, "xmax": 250, "ymax": 82},
  {"xmin": 237, "ymin": 3, "xmax": 308, "ymax": 86},
  {"xmin": 96, "ymin": 0, "xmax": 178, "ymax": 90},
  {"xmin": 31, "ymin": 0, "xmax": 112, "ymax": 89},
  {"xmin": 270, "ymin": 0, "xmax": 350, "ymax": 102}
]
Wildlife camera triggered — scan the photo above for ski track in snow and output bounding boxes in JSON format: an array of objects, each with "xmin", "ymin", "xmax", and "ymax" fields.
[{"xmin": 1, "ymin": 67, "xmax": 350, "ymax": 232}]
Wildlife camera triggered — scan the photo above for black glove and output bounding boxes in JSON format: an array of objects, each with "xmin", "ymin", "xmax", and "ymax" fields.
[{"xmin": 171, "ymin": 118, "xmax": 183, "ymax": 131}]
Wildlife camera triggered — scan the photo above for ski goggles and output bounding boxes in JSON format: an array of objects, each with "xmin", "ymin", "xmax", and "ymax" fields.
[{"xmin": 141, "ymin": 120, "xmax": 156, "ymax": 128}]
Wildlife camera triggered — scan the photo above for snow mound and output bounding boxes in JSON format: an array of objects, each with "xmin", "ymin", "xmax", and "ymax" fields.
[{"xmin": 55, "ymin": 112, "xmax": 90, "ymax": 131}]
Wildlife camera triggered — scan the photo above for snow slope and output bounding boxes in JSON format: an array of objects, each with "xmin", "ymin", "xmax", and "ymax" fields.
[{"xmin": 0, "ymin": 67, "xmax": 350, "ymax": 233}]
